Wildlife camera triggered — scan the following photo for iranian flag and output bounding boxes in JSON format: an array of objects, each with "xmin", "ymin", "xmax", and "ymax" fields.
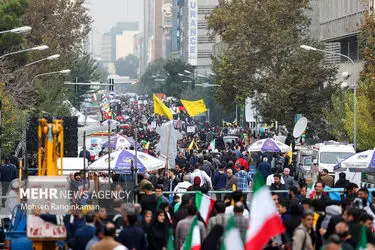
[
  {"xmin": 356, "ymin": 226, "xmax": 367, "ymax": 250},
  {"xmin": 208, "ymin": 139, "xmax": 216, "ymax": 151},
  {"xmin": 221, "ymin": 215, "xmax": 244, "ymax": 250},
  {"xmin": 245, "ymin": 171, "xmax": 285, "ymax": 250},
  {"xmin": 183, "ymin": 216, "xmax": 201, "ymax": 250},
  {"xmin": 195, "ymin": 192, "xmax": 215, "ymax": 224}
]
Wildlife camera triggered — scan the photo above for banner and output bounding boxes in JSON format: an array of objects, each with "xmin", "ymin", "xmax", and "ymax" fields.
[{"xmin": 188, "ymin": 0, "xmax": 198, "ymax": 65}]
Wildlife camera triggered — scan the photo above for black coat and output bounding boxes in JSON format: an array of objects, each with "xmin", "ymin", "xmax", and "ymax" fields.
[{"xmin": 334, "ymin": 178, "xmax": 351, "ymax": 188}]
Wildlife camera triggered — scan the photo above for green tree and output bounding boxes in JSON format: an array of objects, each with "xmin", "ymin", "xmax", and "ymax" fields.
[
  {"xmin": 0, "ymin": 0, "xmax": 29, "ymax": 65},
  {"xmin": 139, "ymin": 58, "xmax": 194, "ymax": 98},
  {"xmin": 163, "ymin": 58, "xmax": 194, "ymax": 98},
  {"xmin": 114, "ymin": 54, "xmax": 139, "ymax": 78},
  {"xmin": 138, "ymin": 58, "xmax": 167, "ymax": 96},
  {"xmin": 207, "ymin": 0, "xmax": 337, "ymax": 135},
  {"xmin": 0, "ymin": 83, "xmax": 27, "ymax": 155},
  {"xmin": 66, "ymin": 53, "xmax": 107, "ymax": 108}
]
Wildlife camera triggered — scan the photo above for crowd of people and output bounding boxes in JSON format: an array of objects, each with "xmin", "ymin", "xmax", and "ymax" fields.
[{"xmin": 2, "ymin": 94, "xmax": 375, "ymax": 250}]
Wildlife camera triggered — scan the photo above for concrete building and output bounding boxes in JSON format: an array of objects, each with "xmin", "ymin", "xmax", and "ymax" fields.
[
  {"xmin": 101, "ymin": 32, "xmax": 112, "ymax": 62},
  {"xmin": 141, "ymin": 0, "xmax": 182, "ymax": 74},
  {"xmin": 134, "ymin": 33, "xmax": 144, "ymax": 76},
  {"xmin": 319, "ymin": 0, "xmax": 372, "ymax": 86},
  {"xmin": 85, "ymin": 29, "xmax": 102, "ymax": 59},
  {"xmin": 179, "ymin": 0, "xmax": 218, "ymax": 74}
]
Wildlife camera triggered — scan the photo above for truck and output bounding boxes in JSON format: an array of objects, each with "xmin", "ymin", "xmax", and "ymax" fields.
[{"xmin": 312, "ymin": 141, "xmax": 355, "ymax": 174}]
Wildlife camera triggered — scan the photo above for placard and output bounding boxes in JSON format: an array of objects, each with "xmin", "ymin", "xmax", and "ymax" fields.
[
  {"xmin": 26, "ymin": 176, "xmax": 70, "ymax": 239},
  {"xmin": 187, "ymin": 126, "xmax": 195, "ymax": 133}
]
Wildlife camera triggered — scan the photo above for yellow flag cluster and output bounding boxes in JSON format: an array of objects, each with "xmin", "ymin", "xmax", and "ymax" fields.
[
  {"xmin": 222, "ymin": 119, "xmax": 237, "ymax": 126},
  {"xmin": 187, "ymin": 138, "xmax": 199, "ymax": 151},
  {"xmin": 181, "ymin": 99, "xmax": 207, "ymax": 117},
  {"xmin": 153, "ymin": 94, "xmax": 173, "ymax": 120},
  {"xmin": 153, "ymin": 94, "xmax": 208, "ymax": 119}
]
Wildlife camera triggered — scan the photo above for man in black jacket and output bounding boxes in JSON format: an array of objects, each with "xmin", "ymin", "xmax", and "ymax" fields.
[
  {"xmin": 335, "ymin": 172, "xmax": 351, "ymax": 188},
  {"xmin": 0, "ymin": 157, "xmax": 17, "ymax": 207},
  {"xmin": 175, "ymin": 151, "xmax": 187, "ymax": 169}
]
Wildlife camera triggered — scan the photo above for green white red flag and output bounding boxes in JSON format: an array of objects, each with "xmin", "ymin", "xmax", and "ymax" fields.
[
  {"xmin": 245, "ymin": 171, "xmax": 285, "ymax": 250},
  {"xmin": 195, "ymin": 191, "xmax": 215, "ymax": 224},
  {"xmin": 183, "ymin": 216, "xmax": 201, "ymax": 250},
  {"xmin": 221, "ymin": 215, "xmax": 244, "ymax": 250}
]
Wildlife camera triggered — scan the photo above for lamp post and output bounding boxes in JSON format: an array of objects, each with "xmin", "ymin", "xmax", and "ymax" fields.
[
  {"xmin": 0, "ymin": 45, "xmax": 49, "ymax": 59},
  {"xmin": 0, "ymin": 26, "xmax": 32, "ymax": 35},
  {"xmin": 25, "ymin": 54, "xmax": 60, "ymax": 67},
  {"xmin": 300, "ymin": 44, "xmax": 357, "ymax": 150},
  {"xmin": 31, "ymin": 69, "xmax": 71, "ymax": 85}
]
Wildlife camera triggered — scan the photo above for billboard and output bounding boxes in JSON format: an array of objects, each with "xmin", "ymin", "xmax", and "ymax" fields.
[{"xmin": 188, "ymin": 0, "xmax": 198, "ymax": 65}]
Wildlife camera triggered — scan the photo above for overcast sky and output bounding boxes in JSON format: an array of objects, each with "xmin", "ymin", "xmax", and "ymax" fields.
[{"xmin": 86, "ymin": 0, "xmax": 143, "ymax": 33}]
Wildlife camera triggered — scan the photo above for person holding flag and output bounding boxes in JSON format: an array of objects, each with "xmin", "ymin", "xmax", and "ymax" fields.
[
  {"xmin": 244, "ymin": 171, "xmax": 285, "ymax": 250},
  {"xmin": 175, "ymin": 204, "xmax": 206, "ymax": 250}
]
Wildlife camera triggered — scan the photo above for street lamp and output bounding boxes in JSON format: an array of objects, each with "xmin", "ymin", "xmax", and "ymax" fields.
[
  {"xmin": 31, "ymin": 69, "xmax": 71, "ymax": 85},
  {"xmin": 0, "ymin": 26, "xmax": 32, "ymax": 35},
  {"xmin": 300, "ymin": 44, "xmax": 357, "ymax": 150},
  {"xmin": 24, "ymin": 54, "xmax": 60, "ymax": 67},
  {"xmin": 0, "ymin": 45, "xmax": 49, "ymax": 59},
  {"xmin": 184, "ymin": 70, "xmax": 193, "ymax": 75}
]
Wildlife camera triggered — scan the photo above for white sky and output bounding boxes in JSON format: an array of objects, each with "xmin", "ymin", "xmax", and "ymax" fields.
[{"xmin": 86, "ymin": 0, "xmax": 144, "ymax": 33}]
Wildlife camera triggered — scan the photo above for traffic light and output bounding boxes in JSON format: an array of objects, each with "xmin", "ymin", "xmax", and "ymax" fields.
[
  {"xmin": 191, "ymin": 78, "xmax": 195, "ymax": 90},
  {"xmin": 109, "ymin": 78, "xmax": 114, "ymax": 91}
]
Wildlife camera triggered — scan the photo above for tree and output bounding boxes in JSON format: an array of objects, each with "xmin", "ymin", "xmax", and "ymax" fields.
[
  {"xmin": 0, "ymin": 0, "xmax": 29, "ymax": 65},
  {"xmin": 23, "ymin": 0, "xmax": 92, "ymax": 56},
  {"xmin": 139, "ymin": 58, "xmax": 194, "ymax": 98},
  {"xmin": 138, "ymin": 58, "xmax": 167, "ymax": 96},
  {"xmin": 66, "ymin": 53, "xmax": 107, "ymax": 108},
  {"xmin": 0, "ymin": 82, "xmax": 27, "ymax": 155},
  {"xmin": 207, "ymin": 0, "xmax": 337, "ymax": 135},
  {"xmin": 114, "ymin": 54, "xmax": 139, "ymax": 78}
]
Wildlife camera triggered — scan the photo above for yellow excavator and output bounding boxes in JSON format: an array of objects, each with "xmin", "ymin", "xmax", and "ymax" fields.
[{"xmin": 4, "ymin": 118, "xmax": 65, "ymax": 250}]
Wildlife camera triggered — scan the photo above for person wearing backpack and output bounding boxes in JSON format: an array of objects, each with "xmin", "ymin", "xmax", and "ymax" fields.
[{"xmin": 292, "ymin": 209, "xmax": 314, "ymax": 250}]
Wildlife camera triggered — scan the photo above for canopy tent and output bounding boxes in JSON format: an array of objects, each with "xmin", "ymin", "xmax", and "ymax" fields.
[
  {"xmin": 334, "ymin": 149, "xmax": 375, "ymax": 172},
  {"xmin": 247, "ymin": 138, "xmax": 292, "ymax": 153},
  {"xmin": 102, "ymin": 135, "xmax": 131, "ymax": 150},
  {"xmin": 89, "ymin": 149, "xmax": 165, "ymax": 174}
]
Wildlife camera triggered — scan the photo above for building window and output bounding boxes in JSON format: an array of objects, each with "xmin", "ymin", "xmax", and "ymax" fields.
[
  {"xmin": 340, "ymin": 36, "xmax": 359, "ymax": 62},
  {"xmin": 198, "ymin": 51, "xmax": 212, "ymax": 58},
  {"xmin": 198, "ymin": 6, "xmax": 215, "ymax": 15},
  {"xmin": 198, "ymin": 36, "xmax": 214, "ymax": 44}
]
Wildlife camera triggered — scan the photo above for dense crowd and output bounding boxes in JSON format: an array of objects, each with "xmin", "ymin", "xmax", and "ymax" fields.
[{"xmin": 2, "ymin": 94, "xmax": 375, "ymax": 250}]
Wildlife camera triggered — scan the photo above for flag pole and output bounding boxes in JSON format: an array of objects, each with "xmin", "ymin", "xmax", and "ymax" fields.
[{"xmin": 165, "ymin": 122, "xmax": 172, "ymax": 171}]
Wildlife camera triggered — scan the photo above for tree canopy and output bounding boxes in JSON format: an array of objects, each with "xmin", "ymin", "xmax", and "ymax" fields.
[
  {"xmin": 114, "ymin": 54, "xmax": 139, "ymax": 78},
  {"xmin": 207, "ymin": 0, "xmax": 337, "ymax": 135},
  {"xmin": 138, "ymin": 58, "xmax": 194, "ymax": 98}
]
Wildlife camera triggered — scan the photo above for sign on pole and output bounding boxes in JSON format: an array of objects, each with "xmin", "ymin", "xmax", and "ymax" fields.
[{"xmin": 188, "ymin": 0, "xmax": 198, "ymax": 65}]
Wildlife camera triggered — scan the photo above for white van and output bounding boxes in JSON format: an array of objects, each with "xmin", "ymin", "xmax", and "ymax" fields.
[{"xmin": 312, "ymin": 141, "xmax": 355, "ymax": 173}]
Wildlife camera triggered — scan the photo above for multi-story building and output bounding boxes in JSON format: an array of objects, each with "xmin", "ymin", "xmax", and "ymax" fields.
[
  {"xmin": 134, "ymin": 33, "xmax": 144, "ymax": 76},
  {"xmin": 99, "ymin": 22, "xmax": 139, "ymax": 74},
  {"xmin": 320, "ymin": 0, "xmax": 372, "ymax": 86},
  {"xmin": 85, "ymin": 28, "xmax": 102, "ymax": 60},
  {"xmin": 101, "ymin": 32, "xmax": 112, "ymax": 62},
  {"xmin": 179, "ymin": 0, "xmax": 218, "ymax": 74}
]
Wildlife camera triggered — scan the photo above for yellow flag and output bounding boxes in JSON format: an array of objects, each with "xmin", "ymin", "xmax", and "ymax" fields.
[
  {"xmin": 187, "ymin": 139, "xmax": 195, "ymax": 151},
  {"xmin": 180, "ymin": 99, "xmax": 207, "ymax": 117},
  {"xmin": 287, "ymin": 144, "xmax": 293, "ymax": 165},
  {"xmin": 153, "ymin": 94, "xmax": 173, "ymax": 120}
]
